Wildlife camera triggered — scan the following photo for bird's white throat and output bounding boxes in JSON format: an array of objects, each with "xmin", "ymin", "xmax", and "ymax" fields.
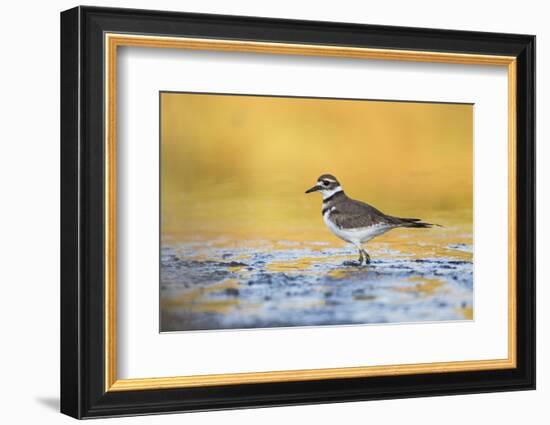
[{"xmin": 321, "ymin": 186, "xmax": 343, "ymax": 200}]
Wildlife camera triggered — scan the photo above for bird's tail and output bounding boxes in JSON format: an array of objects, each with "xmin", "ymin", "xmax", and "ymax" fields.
[{"xmin": 395, "ymin": 217, "xmax": 441, "ymax": 228}]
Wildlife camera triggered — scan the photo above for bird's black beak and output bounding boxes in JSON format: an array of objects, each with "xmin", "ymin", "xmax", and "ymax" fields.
[{"xmin": 305, "ymin": 185, "xmax": 321, "ymax": 194}]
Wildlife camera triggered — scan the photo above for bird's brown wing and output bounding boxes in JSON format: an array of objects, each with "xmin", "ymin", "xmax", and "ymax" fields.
[{"xmin": 329, "ymin": 198, "xmax": 400, "ymax": 229}]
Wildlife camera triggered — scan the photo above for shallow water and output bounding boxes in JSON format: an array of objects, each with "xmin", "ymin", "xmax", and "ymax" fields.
[{"xmin": 160, "ymin": 233, "xmax": 473, "ymax": 332}]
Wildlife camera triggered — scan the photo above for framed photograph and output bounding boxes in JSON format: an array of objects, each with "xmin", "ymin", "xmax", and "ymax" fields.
[{"xmin": 60, "ymin": 6, "xmax": 535, "ymax": 419}]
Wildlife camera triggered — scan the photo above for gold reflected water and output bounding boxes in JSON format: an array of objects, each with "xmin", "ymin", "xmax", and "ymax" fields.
[{"xmin": 161, "ymin": 93, "xmax": 472, "ymax": 243}]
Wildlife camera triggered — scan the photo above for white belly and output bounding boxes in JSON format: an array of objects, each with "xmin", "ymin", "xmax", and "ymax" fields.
[{"xmin": 323, "ymin": 210, "xmax": 391, "ymax": 245}]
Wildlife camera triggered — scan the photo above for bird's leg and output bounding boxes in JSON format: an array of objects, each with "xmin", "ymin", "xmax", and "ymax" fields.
[
  {"xmin": 343, "ymin": 245, "xmax": 364, "ymax": 266},
  {"xmin": 357, "ymin": 248, "xmax": 365, "ymax": 264},
  {"xmin": 361, "ymin": 248, "xmax": 371, "ymax": 264}
]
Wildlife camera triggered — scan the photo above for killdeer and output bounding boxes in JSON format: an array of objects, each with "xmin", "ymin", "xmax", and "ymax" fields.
[{"xmin": 305, "ymin": 174, "xmax": 437, "ymax": 265}]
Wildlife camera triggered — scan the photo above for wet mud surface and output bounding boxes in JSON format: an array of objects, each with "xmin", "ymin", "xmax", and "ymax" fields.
[{"xmin": 160, "ymin": 239, "xmax": 473, "ymax": 331}]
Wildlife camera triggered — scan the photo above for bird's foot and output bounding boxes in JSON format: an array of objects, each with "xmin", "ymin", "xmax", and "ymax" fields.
[
  {"xmin": 343, "ymin": 260, "xmax": 363, "ymax": 267},
  {"xmin": 362, "ymin": 249, "xmax": 372, "ymax": 265}
]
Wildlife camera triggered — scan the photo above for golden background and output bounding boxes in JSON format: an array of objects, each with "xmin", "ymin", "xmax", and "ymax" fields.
[{"xmin": 161, "ymin": 92, "xmax": 472, "ymax": 244}]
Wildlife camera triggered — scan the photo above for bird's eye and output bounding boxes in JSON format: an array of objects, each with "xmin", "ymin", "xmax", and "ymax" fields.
[{"xmin": 322, "ymin": 180, "xmax": 329, "ymax": 186}]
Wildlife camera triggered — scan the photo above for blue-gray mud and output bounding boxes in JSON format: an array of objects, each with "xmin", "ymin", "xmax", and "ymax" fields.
[{"xmin": 160, "ymin": 241, "xmax": 473, "ymax": 332}]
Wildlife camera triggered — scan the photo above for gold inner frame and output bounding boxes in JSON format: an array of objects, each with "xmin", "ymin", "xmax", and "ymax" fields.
[{"xmin": 104, "ymin": 33, "xmax": 517, "ymax": 392}]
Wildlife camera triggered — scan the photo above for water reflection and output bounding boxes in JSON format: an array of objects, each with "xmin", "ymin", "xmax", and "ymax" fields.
[{"xmin": 160, "ymin": 235, "xmax": 473, "ymax": 332}]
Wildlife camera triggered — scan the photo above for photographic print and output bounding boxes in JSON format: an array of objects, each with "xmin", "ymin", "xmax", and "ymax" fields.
[
  {"xmin": 61, "ymin": 8, "xmax": 535, "ymax": 417},
  {"xmin": 160, "ymin": 92, "xmax": 473, "ymax": 332}
]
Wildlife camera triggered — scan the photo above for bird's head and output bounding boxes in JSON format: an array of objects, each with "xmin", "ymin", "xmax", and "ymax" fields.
[{"xmin": 305, "ymin": 174, "xmax": 343, "ymax": 199}]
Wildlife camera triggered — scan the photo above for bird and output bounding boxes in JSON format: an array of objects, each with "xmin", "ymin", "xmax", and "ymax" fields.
[{"xmin": 305, "ymin": 174, "xmax": 438, "ymax": 265}]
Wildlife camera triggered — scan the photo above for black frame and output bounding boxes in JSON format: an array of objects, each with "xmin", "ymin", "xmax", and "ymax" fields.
[{"xmin": 61, "ymin": 6, "xmax": 536, "ymax": 419}]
